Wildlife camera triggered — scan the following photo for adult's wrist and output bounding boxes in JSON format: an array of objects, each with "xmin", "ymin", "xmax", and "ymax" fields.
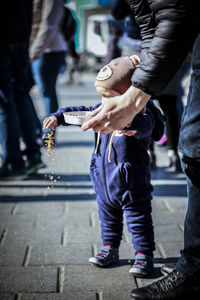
[{"xmin": 126, "ymin": 86, "xmax": 151, "ymax": 113}]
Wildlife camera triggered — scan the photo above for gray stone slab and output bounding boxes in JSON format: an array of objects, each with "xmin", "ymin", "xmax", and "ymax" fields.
[
  {"xmin": 102, "ymin": 290, "xmax": 133, "ymax": 300},
  {"xmin": 35, "ymin": 212, "xmax": 92, "ymax": 228},
  {"xmin": 152, "ymin": 197, "xmax": 168, "ymax": 210},
  {"xmin": 21, "ymin": 293, "xmax": 96, "ymax": 300},
  {"xmin": 4, "ymin": 228, "xmax": 62, "ymax": 246},
  {"xmin": 15, "ymin": 202, "xmax": 64, "ymax": 217},
  {"xmin": 66, "ymin": 226, "xmax": 101, "ymax": 244},
  {"xmin": 157, "ymin": 240, "xmax": 184, "ymax": 258},
  {"xmin": 164, "ymin": 197, "xmax": 188, "ymax": 211},
  {"xmin": 29, "ymin": 245, "xmax": 92, "ymax": 265},
  {"xmin": 118, "ymin": 243, "xmax": 135, "ymax": 261},
  {"xmin": 67, "ymin": 200, "xmax": 97, "ymax": 212},
  {"xmin": 0, "ymin": 203, "xmax": 14, "ymax": 215},
  {"xmin": 0, "ymin": 294, "xmax": 15, "ymax": 300},
  {"xmin": 154, "ymin": 224, "xmax": 183, "ymax": 242},
  {"xmin": 0, "ymin": 214, "xmax": 35, "ymax": 230},
  {"xmin": 63, "ymin": 265, "xmax": 136, "ymax": 293},
  {"xmin": 0, "ymin": 267, "xmax": 57, "ymax": 293},
  {"xmin": 0, "ymin": 245, "xmax": 26, "ymax": 266},
  {"xmin": 152, "ymin": 210, "xmax": 186, "ymax": 226}
]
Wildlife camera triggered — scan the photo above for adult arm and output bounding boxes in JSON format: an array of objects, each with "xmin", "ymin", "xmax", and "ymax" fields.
[
  {"xmin": 82, "ymin": 0, "xmax": 198, "ymax": 134},
  {"xmin": 131, "ymin": 0, "xmax": 199, "ymax": 95}
]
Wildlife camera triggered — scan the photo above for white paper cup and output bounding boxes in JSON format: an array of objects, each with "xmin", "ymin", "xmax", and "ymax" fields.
[{"xmin": 63, "ymin": 111, "xmax": 91, "ymax": 125}]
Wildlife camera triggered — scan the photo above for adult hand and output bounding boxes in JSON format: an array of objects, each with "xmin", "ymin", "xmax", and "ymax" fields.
[{"xmin": 81, "ymin": 86, "xmax": 151, "ymax": 134}]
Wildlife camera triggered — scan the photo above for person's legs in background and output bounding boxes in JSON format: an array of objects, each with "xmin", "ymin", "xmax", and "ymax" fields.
[
  {"xmin": 31, "ymin": 51, "xmax": 66, "ymax": 117},
  {"xmin": 157, "ymin": 95, "xmax": 182, "ymax": 172},
  {"xmin": 176, "ymin": 157, "xmax": 200, "ymax": 275},
  {"xmin": 0, "ymin": 44, "xmax": 27, "ymax": 179},
  {"xmin": 13, "ymin": 43, "xmax": 44, "ymax": 174},
  {"xmin": 177, "ymin": 34, "xmax": 200, "ymax": 276},
  {"xmin": 27, "ymin": 63, "xmax": 43, "ymax": 139}
]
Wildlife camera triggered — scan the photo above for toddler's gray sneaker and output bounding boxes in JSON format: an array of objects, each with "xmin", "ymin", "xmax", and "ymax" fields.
[
  {"xmin": 129, "ymin": 252, "xmax": 154, "ymax": 277},
  {"xmin": 89, "ymin": 245, "xmax": 119, "ymax": 267}
]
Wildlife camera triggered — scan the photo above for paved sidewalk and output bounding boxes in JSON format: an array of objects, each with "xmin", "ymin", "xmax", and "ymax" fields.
[{"xmin": 0, "ymin": 73, "xmax": 187, "ymax": 300}]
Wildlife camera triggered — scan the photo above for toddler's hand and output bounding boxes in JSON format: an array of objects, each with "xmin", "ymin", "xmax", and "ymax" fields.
[
  {"xmin": 117, "ymin": 129, "xmax": 137, "ymax": 136},
  {"xmin": 117, "ymin": 121, "xmax": 137, "ymax": 136},
  {"xmin": 43, "ymin": 116, "xmax": 58, "ymax": 131}
]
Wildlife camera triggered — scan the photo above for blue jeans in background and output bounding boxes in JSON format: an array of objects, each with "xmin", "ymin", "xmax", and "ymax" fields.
[
  {"xmin": 177, "ymin": 33, "xmax": 200, "ymax": 276},
  {"xmin": 0, "ymin": 42, "xmax": 40, "ymax": 169},
  {"xmin": 31, "ymin": 51, "xmax": 66, "ymax": 117}
]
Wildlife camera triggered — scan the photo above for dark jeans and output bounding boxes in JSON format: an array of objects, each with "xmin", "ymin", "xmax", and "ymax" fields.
[
  {"xmin": 31, "ymin": 51, "xmax": 66, "ymax": 117},
  {"xmin": 176, "ymin": 33, "xmax": 200, "ymax": 276},
  {"xmin": 0, "ymin": 42, "xmax": 40, "ymax": 168}
]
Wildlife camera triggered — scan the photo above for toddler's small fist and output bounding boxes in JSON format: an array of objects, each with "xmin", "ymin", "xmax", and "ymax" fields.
[{"xmin": 43, "ymin": 115, "xmax": 58, "ymax": 131}]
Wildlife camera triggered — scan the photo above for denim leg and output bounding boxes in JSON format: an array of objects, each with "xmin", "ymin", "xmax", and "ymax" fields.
[
  {"xmin": 176, "ymin": 33, "xmax": 200, "ymax": 276},
  {"xmin": 13, "ymin": 43, "xmax": 40, "ymax": 157},
  {"xmin": 179, "ymin": 33, "xmax": 200, "ymax": 157},
  {"xmin": 176, "ymin": 157, "xmax": 200, "ymax": 276},
  {"xmin": 0, "ymin": 45, "xmax": 24, "ymax": 167},
  {"xmin": 32, "ymin": 51, "xmax": 66, "ymax": 117}
]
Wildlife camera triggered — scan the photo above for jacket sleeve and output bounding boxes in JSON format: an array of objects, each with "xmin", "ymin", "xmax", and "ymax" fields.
[
  {"xmin": 126, "ymin": 109, "xmax": 155, "ymax": 139},
  {"xmin": 126, "ymin": 99, "xmax": 166, "ymax": 141},
  {"xmin": 51, "ymin": 104, "xmax": 101, "ymax": 126},
  {"xmin": 130, "ymin": 0, "xmax": 199, "ymax": 96},
  {"xmin": 30, "ymin": 0, "xmax": 64, "ymax": 58}
]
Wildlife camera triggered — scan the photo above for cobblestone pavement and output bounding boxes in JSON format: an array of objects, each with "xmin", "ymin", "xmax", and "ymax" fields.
[{"xmin": 0, "ymin": 73, "xmax": 187, "ymax": 300}]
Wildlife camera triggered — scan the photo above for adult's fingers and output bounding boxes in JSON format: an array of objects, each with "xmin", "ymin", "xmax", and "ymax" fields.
[
  {"xmin": 81, "ymin": 107, "xmax": 106, "ymax": 132},
  {"xmin": 89, "ymin": 105, "xmax": 103, "ymax": 117}
]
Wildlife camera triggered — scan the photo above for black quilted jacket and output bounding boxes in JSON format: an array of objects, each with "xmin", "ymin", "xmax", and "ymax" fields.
[{"xmin": 128, "ymin": 0, "xmax": 200, "ymax": 96}]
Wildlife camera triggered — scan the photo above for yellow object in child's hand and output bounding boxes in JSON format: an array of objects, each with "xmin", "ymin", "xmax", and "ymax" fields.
[
  {"xmin": 43, "ymin": 115, "xmax": 58, "ymax": 131},
  {"xmin": 42, "ymin": 130, "xmax": 55, "ymax": 156}
]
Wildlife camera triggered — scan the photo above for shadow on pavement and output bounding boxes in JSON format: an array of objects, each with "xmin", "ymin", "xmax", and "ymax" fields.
[
  {"xmin": 151, "ymin": 167, "xmax": 186, "ymax": 180},
  {"xmin": 55, "ymin": 140, "xmax": 94, "ymax": 148},
  {"xmin": 29, "ymin": 173, "xmax": 91, "ymax": 181},
  {"xmin": 153, "ymin": 184, "xmax": 187, "ymax": 197},
  {"xmin": 0, "ymin": 193, "xmax": 96, "ymax": 202}
]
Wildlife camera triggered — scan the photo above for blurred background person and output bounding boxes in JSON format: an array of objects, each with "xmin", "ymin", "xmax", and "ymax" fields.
[
  {"xmin": 60, "ymin": 6, "xmax": 84, "ymax": 86},
  {"xmin": 30, "ymin": 0, "xmax": 67, "ymax": 118},
  {"xmin": 103, "ymin": 15, "xmax": 124, "ymax": 65},
  {"xmin": 112, "ymin": 0, "xmax": 142, "ymax": 57},
  {"xmin": 150, "ymin": 53, "xmax": 192, "ymax": 171},
  {"xmin": 0, "ymin": 0, "xmax": 44, "ymax": 180}
]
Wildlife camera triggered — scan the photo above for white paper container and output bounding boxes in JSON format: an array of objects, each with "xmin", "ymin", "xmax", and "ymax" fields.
[{"xmin": 63, "ymin": 111, "xmax": 91, "ymax": 125}]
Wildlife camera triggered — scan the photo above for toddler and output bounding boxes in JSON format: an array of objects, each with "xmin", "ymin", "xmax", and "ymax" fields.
[{"xmin": 43, "ymin": 55, "xmax": 166, "ymax": 277}]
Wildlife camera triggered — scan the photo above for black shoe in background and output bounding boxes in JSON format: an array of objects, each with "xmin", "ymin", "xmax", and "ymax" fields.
[
  {"xmin": 0, "ymin": 163, "xmax": 27, "ymax": 181},
  {"xmin": 131, "ymin": 269, "xmax": 200, "ymax": 300},
  {"xmin": 26, "ymin": 153, "xmax": 46, "ymax": 175}
]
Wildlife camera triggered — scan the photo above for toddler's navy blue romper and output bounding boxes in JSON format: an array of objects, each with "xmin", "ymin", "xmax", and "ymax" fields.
[{"xmin": 53, "ymin": 100, "xmax": 166, "ymax": 254}]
